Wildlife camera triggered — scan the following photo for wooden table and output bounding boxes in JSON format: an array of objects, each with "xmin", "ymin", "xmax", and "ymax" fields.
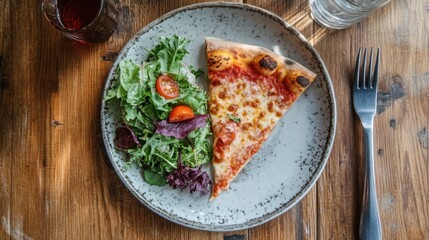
[{"xmin": 1, "ymin": 0, "xmax": 428, "ymax": 239}]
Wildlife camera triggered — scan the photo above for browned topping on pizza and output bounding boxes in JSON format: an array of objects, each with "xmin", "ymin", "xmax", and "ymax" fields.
[
  {"xmin": 249, "ymin": 100, "xmax": 259, "ymax": 108},
  {"xmin": 242, "ymin": 122, "xmax": 253, "ymax": 130},
  {"xmin": 267, "ymin": 101, "xmax": 274, "ymax": 112},
  {"xmin": 218, "ymin": 92, "xmax": 226, "ymax": 99},
  {"xmin": 209, "ymin": 105, "xmax": 219, "ymax": 115},
  {"xmin": 227, "ymin": 104, "xmax": 239, "ymax": 112},
  {"xmin": 207, "ymin": 50, "xmax": 233, "ymax": 71},
  {"xmin": 297, "ymin": 76, "xmax": 310, "ymax": 87},
  {"xmin": 255, "ymin": 54, "xmax": 278, "ymax": 75}
]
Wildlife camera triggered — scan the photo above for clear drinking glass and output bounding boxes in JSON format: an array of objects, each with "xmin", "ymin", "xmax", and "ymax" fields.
[
  {"xmin": 309, "ymin": 0, "xmax": 391, "ymax": 29},
  {"xmin": 42, "ymin": 0, "xmax": 118, "ymax": 43}
]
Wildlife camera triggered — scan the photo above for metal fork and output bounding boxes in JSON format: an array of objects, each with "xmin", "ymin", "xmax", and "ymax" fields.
[{"xmin": 353, "ymin": 47, "xmax": 382, "ymax": 240}]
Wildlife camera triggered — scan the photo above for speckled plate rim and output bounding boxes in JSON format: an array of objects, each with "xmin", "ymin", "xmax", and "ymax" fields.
[{"xmin": 100, "ymin": 2, "xmax": 337, "ymax": 231}]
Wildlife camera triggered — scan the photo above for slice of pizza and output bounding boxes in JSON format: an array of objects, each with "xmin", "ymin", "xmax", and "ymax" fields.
[{"xmin": 205, "ymin": 37, "xmax": 317, "ymax": 200}]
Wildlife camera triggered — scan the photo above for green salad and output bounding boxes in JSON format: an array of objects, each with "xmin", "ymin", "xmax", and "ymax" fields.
[{"xmin": 105, "ymin": 36, "xmax": 212, "ymax": 194}]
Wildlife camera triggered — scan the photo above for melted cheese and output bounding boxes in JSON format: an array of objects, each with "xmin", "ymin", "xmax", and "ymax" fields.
[
  {"xmin": 211, "ymin": 79, "xmax": 281, "ymax": 131},
  {"xmin": 209, "ymin": 74, "xmax": 285, "ymax": 187}
]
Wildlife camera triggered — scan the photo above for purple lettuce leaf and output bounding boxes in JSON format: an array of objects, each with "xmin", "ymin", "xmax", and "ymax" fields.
[
  {"xmin": 114, "ymin": 125, "xmax": 141, "ymax": 150},
  {"xmin": 154, "ymin": 114, "xmax": 208, "ymax": 139},
  {"xmin": 166, "ymin": 151, "xmax": 212, "ymax": 195},
  {"xmin": 187, "ymin": 165, "xmax": 211, "ymax": 195}
]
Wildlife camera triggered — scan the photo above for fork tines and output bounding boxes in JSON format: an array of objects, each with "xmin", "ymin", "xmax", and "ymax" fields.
[{"xmin": 354, "ymin": 47, "xmax": 380, "ymax": 90}]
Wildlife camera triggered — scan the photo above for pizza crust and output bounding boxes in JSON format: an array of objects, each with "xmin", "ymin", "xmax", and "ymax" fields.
[{"xmin": 206, "ymin": 37, "xmax": 316, "ymax": 85}]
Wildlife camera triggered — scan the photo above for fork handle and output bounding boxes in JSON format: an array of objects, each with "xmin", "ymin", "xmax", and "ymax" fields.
[{"xmin": 359, "ymin": 127, "xmax": 382, "ymax": 240}]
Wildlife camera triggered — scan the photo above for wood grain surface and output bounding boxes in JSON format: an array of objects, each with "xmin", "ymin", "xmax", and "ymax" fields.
[{"xmin": 1, "ymin": 0, "xmax": 428, "ymax": 239}]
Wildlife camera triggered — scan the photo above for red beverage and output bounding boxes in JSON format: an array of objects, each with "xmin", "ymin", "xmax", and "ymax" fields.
[
  {"xmin": 42, "ymin": 0, "xmax": 118, "ymax": 43},
  {"xmin": 59, "ymin": 0, "xmax": 101, "ymax": 30}
]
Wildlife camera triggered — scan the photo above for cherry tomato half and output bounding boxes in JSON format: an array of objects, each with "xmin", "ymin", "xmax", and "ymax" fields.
[
  {"xmin": 169, "ymin": 105, "xmax": 195, "ymax": 122},
  {"xmin": 156, "ymin": 75, "xmax": 179, "ymax": 99}
]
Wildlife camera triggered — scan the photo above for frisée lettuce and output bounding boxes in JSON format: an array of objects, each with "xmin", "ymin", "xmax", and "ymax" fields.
[{"xmin": 105, "ymin": 36, "xmax": 212, "ymax": 193}]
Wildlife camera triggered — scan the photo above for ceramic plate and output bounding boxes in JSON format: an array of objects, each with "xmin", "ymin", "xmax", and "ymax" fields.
[{"xmin": 101, "ymin": 2, "xmax": 336, "ymax": 231}]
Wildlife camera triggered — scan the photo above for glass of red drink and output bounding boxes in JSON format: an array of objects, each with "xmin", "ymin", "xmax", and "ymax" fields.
[{"xmin": 42, "ymin": 0, "xmax": 118, "ymax": 43}]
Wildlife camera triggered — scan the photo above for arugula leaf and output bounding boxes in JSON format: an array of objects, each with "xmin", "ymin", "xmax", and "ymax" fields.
[
  {"xmin": 228, "ymin": 114, "xmax": 241, "ymax": 123},
  {"xmin": 104, "ymin": 87, "xmax": 118, "ymax": 100},
  {"xmin": 187, "ymin": 125, "xmax": 212, "ymax": 166},
  {"xmin": 147, "ymin": 35, "xmax": 190, "ymax": 73},
  {"xmin": 143, "ymin": 169, "xmax": 166, "ymax": 186},
  {"xmin": 188, "ymin": 65, "xmax": 204, "ymax": 79}
]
